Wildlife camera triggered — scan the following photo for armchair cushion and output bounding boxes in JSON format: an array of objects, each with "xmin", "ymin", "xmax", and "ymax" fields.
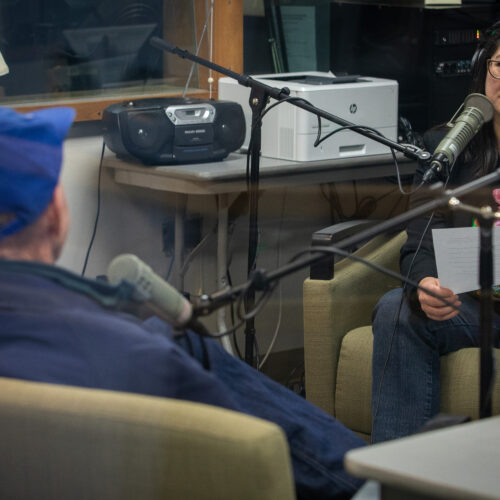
[
  {"xmin": 333, "ymin": 328, "xmax": 500, "ymax": 439},
  {"xmin": 335, "ymin": 326, "xmax": 373, "ymax": 439}
]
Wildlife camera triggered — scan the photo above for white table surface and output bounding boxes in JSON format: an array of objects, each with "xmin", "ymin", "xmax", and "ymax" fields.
[
  {"xmin": 103, "ymin": 151, "xmax": 417, "ymax": 195},
  {"xmin": 345, "ymin": 416, "xmax": 500, "ymax": 500}
]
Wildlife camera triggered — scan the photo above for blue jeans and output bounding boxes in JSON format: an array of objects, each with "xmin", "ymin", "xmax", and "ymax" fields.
[
  {"xmin": 178, "ymin": 332, "xmax": 365, "ymax": 500},
  {"xmin": 371, "ymin": 288, "xmax": 500, "ymax": 444}
]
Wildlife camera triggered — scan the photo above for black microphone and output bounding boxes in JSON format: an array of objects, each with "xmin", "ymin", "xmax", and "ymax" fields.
[
  {"xmin": 423, "ymin": 93, "xmax": 494, "ymax": 183},
  {"xmin": 107, "ymin": 254, "xmax": 193, "ymax": 328}
]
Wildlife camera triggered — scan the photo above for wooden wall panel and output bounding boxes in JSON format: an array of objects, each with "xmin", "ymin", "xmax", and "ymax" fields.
[{"xmin": 193, "ymin": 0, "xmax": 243, "ymax": 96}]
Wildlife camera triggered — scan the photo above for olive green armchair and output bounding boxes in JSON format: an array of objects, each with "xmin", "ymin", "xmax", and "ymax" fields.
[
  {"xmin": 303, "ymin": 221, "xmax": 500, "ymax": 442},
  {"xmin": 0, "ymin": 376, "xmax": 296, "ymax": 500}
]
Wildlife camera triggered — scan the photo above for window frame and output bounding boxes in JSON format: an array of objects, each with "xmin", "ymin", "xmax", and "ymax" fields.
[{"xmin": 7, "ymin": 0, "xmax": 243, "ymax": 122}]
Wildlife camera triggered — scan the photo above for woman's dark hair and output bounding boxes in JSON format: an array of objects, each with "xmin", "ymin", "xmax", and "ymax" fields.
[{"xmin": 467, "ymin": 21, "xmax": 500, "ymax": 176}]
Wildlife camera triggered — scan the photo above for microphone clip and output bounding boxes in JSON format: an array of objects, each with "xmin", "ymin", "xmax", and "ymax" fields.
[
  {"xmin": 422, "ymin": 154, "xmax": 450, "ymax": 184},
  {"xmin": 446, "ymin": 102, "xmax": 465, "ymax": 128}
]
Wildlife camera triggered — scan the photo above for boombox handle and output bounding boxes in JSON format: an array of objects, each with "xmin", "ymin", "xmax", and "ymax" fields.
[{"xmin": 149, "ymin": 36, "xmax": 431, "ymax": 366}]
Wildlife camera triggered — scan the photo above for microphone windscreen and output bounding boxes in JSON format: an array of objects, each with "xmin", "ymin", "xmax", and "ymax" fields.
[
  {"xmin": 107, "ymin": 254, "xmax": 192, "ymax": 326},
  {"xmin": 464, "ymin": 93, "xmax": 494, "ymax": 123}
]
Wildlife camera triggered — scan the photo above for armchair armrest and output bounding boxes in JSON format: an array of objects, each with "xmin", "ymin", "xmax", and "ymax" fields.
[{"xmin": 310, "ymin": 219, "xmax": 383, "ymax": 280}]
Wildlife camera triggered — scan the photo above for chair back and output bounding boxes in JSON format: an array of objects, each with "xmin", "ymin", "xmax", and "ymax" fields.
[{"xmin": 0, "ymin": 377, "xmax": 296, "ymax": 500}]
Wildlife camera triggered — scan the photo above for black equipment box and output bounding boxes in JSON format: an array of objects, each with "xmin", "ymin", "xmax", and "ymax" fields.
[{"xmin": 103, "ymin": 97, "xmax": 245, "ymax": 165}]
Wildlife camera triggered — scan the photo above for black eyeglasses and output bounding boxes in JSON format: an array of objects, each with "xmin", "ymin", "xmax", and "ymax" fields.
[{"xmin": 487, "ymin": 58, "xmax": 500, "ymax": 80}]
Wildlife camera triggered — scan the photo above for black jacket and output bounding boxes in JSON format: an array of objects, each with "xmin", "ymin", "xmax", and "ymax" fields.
[{"xmin": 401, "ymin": 127, "xmax": 500, "ymax": 306}]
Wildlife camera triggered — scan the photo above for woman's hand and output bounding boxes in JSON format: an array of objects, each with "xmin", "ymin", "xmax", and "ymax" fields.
[{"xmin": 417, "ymin": 277, "xmax": 461, "ymax": 321}]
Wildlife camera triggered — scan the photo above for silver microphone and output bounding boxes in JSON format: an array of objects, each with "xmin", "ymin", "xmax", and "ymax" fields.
[
  {"xmin": 423, "ymin": 93, "xmax": 495, "ymax": 183},
  {"xmin": 107, "ymin": 254, "xmax": 193, "ymax": 327}
]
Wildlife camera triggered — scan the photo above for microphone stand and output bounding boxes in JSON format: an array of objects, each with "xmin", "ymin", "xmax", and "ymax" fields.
[
  {"xmin": 195, "ymin": 169, "xmax": 500, "ymax": 417},
  {"xmin": 150, "ymin": 36, "xmax": 430, "ymax": 366},
  {"xmin": 449, "ymin": 200, "xmax": 497, "ymax": 419},
  {"xmin": 478, "ymin": 211, "xmax": 495, "ymax": 419},
  {"xmin": 437, "ymin": 197, "xmax": 497, "ymax": 418},
  {"xmin": 244, "ymin": 87, "xmax": 270, "ymax": 365}
]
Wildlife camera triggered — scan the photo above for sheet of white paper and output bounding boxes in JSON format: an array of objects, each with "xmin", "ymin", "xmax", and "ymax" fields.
[{"xmin": 432, "ymin": 227, "xmax": 500, "ymax": 294}]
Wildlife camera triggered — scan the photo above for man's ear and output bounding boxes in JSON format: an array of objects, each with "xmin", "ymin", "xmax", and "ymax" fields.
[{"xmin": 46, "ymin": 183, "xmax": 69, "ymax": 243}]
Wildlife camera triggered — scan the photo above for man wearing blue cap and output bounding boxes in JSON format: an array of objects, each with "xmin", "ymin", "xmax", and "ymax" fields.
[
  {"xmin": 0, "ymin": 107, "xmax": 73, "ymax": 262},
  {"xmin": 0, "ymin": 106, "xmax": 365, "ymax": 499}
]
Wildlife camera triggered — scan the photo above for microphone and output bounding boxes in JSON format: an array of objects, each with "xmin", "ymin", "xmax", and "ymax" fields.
[
  {"xmin": 423, "ymin": 93, "xmax": 494, "ymax": 183},
  {"xmin": 107, "ymin": 254, "xmax": 193, "ymax": 328}
]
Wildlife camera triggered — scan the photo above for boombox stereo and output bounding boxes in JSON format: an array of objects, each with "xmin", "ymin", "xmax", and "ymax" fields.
[{"xmin": 102, "ymin": 98, "xmax": 246, "ymax": 165}]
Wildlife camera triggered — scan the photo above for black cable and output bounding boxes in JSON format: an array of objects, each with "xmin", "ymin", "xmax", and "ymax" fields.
[
  {"xmin": 314, "ymin": 123, "xmax": 425, "ymax": 197},
  {"xmin": 285, "ymin": 360, "xmax": 305, "ymax": 390},
  {"xmin": 246, "ymin": 95, "xmax": 321, "ymax": 155},
  {"xmin": 191, "ymin": 280, "xmax": 278, "ymax": 341},
  {"xmin": 314, "ymin": 123, "xmax": 379, "ymax": 148},
  {"xmin": 194, "ymin": 235, "xmax": 460, "ymax": 342},
  {"xmin": 253, "ymin": 334, "xmax": 261, "ymax": 370},
  {"xmin": 371, "ymin": 168, "xmax": 454, "ymax": 432},
  {"xmin": 81, "ymin": 140, "xmax": 105, "ymax": 276},
  {"xmin": 245, "ymin": 95, "xmax": 320, "ymax": 186},
  {"xmin": 187, "ymin": 281, "xmax": 256, "ymax": 340},
  {"xmin": 200, "ymin": 317, "xmax": 248, "ymax": 340},
  {"xmin": 370, "ymin": 212, "xmax": 437, "ymax": 433},
  {"xmin": 328, "ymin": 183, "xmax": 347, "ymax": 219},
  {"xmin": 165, "ymin": 254, "xmax": 175, "ymax": 281},
  {"xmin": 237, "ymin": 280, "xmax": 278, "ymax": 323},
  {"xmin": 373, "ymin": 186, "xmax": 400, "ymax": 204},
  {"xmin": 223, "ymin": 201, "xmax": 246, "ymax": 358},
  {"xmin": 226, "ymin": 268, "xmax": 243, "ymax": 360},
  {"xmin": 189, "ymin": 238, "xmax": 460, "ymax": 344},
  {"xmin": 385, "ymin": 191, "xmax": 405, "ymax": 220},
  {"xmin": 319, "ymin": 184, "xmax": 337, "ymax": 223},
  {"xmin": 389, "ymin": 147, "xmax": 426, "ymax": 196},
  {"xmin": 353, "ymin": 180, "xmax": 360, "ymax": 212},
  {"xmin": 321, "ymin": 180, "xmax": 384, "ymax": 221}
]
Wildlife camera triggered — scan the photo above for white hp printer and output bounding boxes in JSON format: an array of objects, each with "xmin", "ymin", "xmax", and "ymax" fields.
[{"xmin": 218, "ymin": 71, "xmax": 398, "ymax": 162}]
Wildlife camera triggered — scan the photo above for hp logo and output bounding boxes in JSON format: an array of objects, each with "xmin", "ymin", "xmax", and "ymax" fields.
[{"xmin": 349, "ymin": 104, "xmax": 357, "ymax": 114}]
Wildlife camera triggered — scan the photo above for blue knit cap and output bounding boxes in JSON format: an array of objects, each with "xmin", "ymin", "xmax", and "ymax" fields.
[{"xmin": 0, "ymin": 106, "xmax": 75, "ymax": 240}]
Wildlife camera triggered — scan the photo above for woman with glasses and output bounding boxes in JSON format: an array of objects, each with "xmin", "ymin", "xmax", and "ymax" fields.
[
  {"xmin": 488, "ymin": 59, "xmax": 500, "ymax": 82},
  {"xmin": 370, "ymin": 21, "xmax": 500, "ymax": 444}
]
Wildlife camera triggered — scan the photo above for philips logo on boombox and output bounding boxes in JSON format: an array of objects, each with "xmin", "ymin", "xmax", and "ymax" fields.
[
  {"xmin": 184, "ymin": 129, "xmax": 206, "ymax": 134},
  {"xmin": 103, "ymin": 98, "xmax": 245, "ymax": 165}
]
